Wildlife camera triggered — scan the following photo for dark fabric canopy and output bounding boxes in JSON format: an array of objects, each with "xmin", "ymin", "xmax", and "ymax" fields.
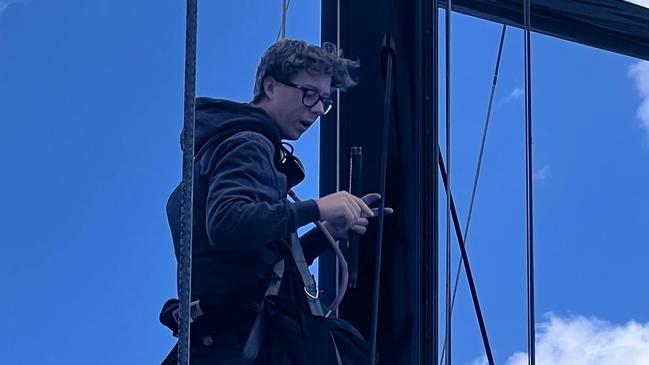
[{"xmin": 439, "ymin": 0, "xmax": 649, "ymax": 61}]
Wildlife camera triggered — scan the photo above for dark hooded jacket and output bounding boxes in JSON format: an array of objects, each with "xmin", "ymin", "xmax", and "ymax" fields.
[
  {"xmin": 162, "ymin": 98, "xmax": 369, "ymax": 365},
  {"xmin": 166, "ymin": 97, "xmax": 330, "ymax": 307}
]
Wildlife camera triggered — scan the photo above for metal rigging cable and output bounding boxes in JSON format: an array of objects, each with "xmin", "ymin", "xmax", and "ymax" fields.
[
  {"xmin": 428, "ymin": 2, "xmax": 440, "ymax": 364},
  {"xmin": 369, "ymin": 33, "xmax": 396, "ymax": 365},
  {"xmin": 334, "ymin": 0, "xmax": 342, "ymax": 319},
  {"xmin": 444, "ymin": 1, "xmax": 452, "ymax": 364},
  {"xmin": 440, "ymin": 23, "xmax": 507, "ymax": 365},
  {"xmin": 178, "ymin": 0, "xmax": 198, "ymax": 364},
  {"xmin": 523, "ymin": 0, "xmax": 537, "ymax": 364},
  {"xmin": 438, "ymin": 151, "xmax": 495, "ymax": 365}
]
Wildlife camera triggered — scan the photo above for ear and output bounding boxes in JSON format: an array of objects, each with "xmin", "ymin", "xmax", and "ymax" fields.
[{"xmin": 263, "ymin": 76, "xmax": 276, "ymax": 100}]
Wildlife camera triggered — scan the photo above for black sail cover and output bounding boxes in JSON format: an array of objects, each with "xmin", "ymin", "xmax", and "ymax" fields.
[{"xmin": 439, "ymin": 0, "xmax": 649, "ymax": 61}]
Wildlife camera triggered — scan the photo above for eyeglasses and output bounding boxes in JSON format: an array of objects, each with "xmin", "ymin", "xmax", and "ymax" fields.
[{"xmin": 277, "ymin": 79, "xmax": 334, "ymax": 115}]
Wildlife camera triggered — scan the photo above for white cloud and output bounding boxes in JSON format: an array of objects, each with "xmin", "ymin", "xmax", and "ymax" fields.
[
  {"xmin": 505, "ymin": 314, "xmax": 649, "ymax": 365},
  {"xmin": 502, "ymin": 87, "xmax": 524, "ymax": 104},
  {"xmin": 626, "ymin": 0, "xmax": 649, "ymax": 8},
  {"xmin": 534, "ymin": 164, "xmax": 552, "ymax": 181},
  {"xmin": 628, "ymin": 61, "xmax": 649, "ymax": 144},
  {"xmin": 468, "ymin": 355, "xmax": 489, "ymax": 365}
]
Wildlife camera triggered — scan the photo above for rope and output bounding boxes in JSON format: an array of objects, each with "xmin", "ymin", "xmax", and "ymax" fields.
[
  {"xmin": 369, "ymin": 34, "xmax": 396, "ymax": 365},
  {"xmin": 444, "ymin": 1, "xmax": 452, "ymax": 364},
  {"xmin": 440, "ymin": 24, "xmax": 507, "ymax": 365},
  {"xmin": 177, "ymin": 0, "xmax": 198, "ymax": 364},
  {"xmin": 277, "ymin": 0, "xmax": 292, "ymax": 41},
  {"xmin": 429, "ymin": 2, "xmax": 440, "ymax": 363},
  {"xmin": 523, "ymin": 1, "xmax": 537, "ymax": 364},
  {"xmin": 438, "ymin": 151, "xmax": 495, "ymax": 365},
  {"xmin": 334, "ymin": 0, "xmax": 342, "ymax": 317},
  {"xmin": 347, "ymin": 147, "xmax": 363, "ymax": 288},
  {"xmin": 287, "ymin": 191, "xmax": 349, "ymax": 317}
]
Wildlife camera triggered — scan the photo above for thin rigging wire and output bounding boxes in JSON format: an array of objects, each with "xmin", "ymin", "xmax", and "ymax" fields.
[
  {"xmin": 178, "ymin": 0, "xmax": 198, "ymax": 364},
  {"xmin": 444, "ymin": 1, "xmax": 452, "ymax": 364},
  {"xmin": 429, "ymin": 2, "xmax": 440, "ymax": 364},
  {"xmin": 369, "ymin": 36, "xmax": 395, "ymax": 365},
  {"xmin": 439, "ymin": 24, "xmax": 507, "ymax": 365},
  {"xmin": 523, "ymin": 0, "xmax": 537, "ymax": 364},
  {"xmin": 438, "ymin": 151, "xmax": 495, "ymax": 365},
  {"xmin": 334, "ymin": 0, "xmax": 341, "ymax": 318},
  {"xmin": 277, "ymin": 0, "xmax": 292, "ymax": 41}
]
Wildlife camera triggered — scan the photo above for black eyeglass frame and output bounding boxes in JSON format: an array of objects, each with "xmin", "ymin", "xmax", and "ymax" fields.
[{"xmin": 277, "ymin": 79, "xmax": 335, "ymax": 115}]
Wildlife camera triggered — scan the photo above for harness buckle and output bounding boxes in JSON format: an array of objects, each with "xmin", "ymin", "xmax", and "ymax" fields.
[
  {"xmin": 172, "ymin": 300, "xmax": 205, "ymax": 324},
  {"xmin": 304, "ymin": 285, "xmax": 320, "ymax": 299}
]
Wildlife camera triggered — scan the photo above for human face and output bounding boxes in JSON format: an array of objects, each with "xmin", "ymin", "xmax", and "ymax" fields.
[{"xmin": 264, "ymin": 70, "xmax": 332, "ymax": 140}]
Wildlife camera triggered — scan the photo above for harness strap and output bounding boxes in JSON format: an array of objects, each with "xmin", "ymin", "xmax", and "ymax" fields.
[
  {"xmin": 239, "ymin": 232, "xmax": 328, "ymax": 362},
  {"xmin": 240, "ymin": 260, "xmax": 285, "ymax": 362},
  {"xmin": 330, "ymin": 332, "xmax": 343, "ymax": 365},
  {"xmin": 265, "ymin": 259, "xmax": 286, "ymax": 297},
  {"xmin": 290, "ymin": 232, "xmax": 324, "ymax": 316}
]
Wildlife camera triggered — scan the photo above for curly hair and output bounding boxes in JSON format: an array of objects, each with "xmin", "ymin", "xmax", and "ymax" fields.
[{"xmin": 252, "ymin": 39, "xmax": 360, "ymax": 103}]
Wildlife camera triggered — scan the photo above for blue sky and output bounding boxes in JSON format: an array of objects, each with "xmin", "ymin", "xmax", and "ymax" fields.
[{"xmin": 1, "ymin": 1, "xmax": 648, "ymax": 364}]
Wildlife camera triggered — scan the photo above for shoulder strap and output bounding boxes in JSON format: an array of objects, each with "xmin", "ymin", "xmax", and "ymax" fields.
[
  {"xmin": 289, "ymin": 232, "xmax": 324, "ymax": 316},
  {"xmin": 238, "ymin": 234, "xmax": 330, "ymax": 363}
]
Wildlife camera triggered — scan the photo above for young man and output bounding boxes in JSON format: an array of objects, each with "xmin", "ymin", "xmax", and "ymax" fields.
[{"xmin": 161, "ymin": 39, "xmax": 389, "ymax": 364}]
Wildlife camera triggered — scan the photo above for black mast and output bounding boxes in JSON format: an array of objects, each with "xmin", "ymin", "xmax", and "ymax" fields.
[{"xmin": 321, "ymin": 0, "xmax": 438, "ymax": 363}]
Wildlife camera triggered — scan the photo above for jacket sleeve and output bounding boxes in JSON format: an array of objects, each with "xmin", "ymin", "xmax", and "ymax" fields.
[
  {"xmin": 204, "ymin": 131, "xmax": 320, "ymax": 250},
  {"xmin": 300, "ymin": 227, "xmax": 332, "ymax": 265}
]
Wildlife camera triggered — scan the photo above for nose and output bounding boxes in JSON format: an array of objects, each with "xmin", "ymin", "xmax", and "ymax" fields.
[{"xmin": 311, "ymin": 100, "xmax": 325, "ymax": 116}]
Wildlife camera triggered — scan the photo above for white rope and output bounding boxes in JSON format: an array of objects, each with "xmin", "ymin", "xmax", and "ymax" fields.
[{"xmin": 277, "ymin": 0, "xmax": 292, "ymax": 41}]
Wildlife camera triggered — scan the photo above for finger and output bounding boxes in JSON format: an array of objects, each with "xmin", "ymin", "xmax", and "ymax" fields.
[
  {"xmin": 343, "ymin": 204, "xmax": 356, "ymax": 229},
  {"xmin": 361, "ymin": 193, "xmax": 381, "ymax": 205},
  {"xmin": 350, "ymin": 225, "xmax": 367, "ymax": 235},
  {"xmin": 352, "ymin": 195, "xmax": 374, "ymax": 217},
  {"xmin": 355, "ymin": 217, "xmax": 369, "ymax": 227},
  {"xmin": 346, "ymin": 195, "xmax": 362, "ymax": 220},
  {"xmin": 369, "ymin": 207, "xmax": 394, "ymax": 217}
]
